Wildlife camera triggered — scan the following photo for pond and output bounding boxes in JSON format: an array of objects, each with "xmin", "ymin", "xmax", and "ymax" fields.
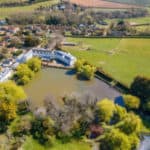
[
  {"xmin": 139, "ymin": 136, "xmax": 150, "ymax": 150},
  {"xmin": 24, "ymin": 68, "xmax": 121, "ymax": 108}
]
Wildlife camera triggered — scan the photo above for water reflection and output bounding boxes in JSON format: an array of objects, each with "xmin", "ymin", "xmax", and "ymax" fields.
[
  {"xmin": 140, "ymin": 136, "xmax": 150, "ymax": 150},
  {"xmin": 24, "ymin": 68, "xmax": 120, "ymax": 108}
]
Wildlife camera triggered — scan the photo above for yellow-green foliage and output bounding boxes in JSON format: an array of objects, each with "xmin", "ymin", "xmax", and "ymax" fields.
[
  {"xmin": 0, "ymin": 81, "xmax": 26, "ymax": 120},
  {"xmin": 75, "ymin": 59, "xmax": 96, "ymax": 80},
  {"xmin": 123, "ymin": 94, "xmax": 140, "ymax": 110},
  {"xmin": 97, "ymin": 98, "xmax": 116, "ymax": 123},
  {"xmin": 15, "ymin": 64, "xmax": 34, "ymax": 85},
  {"xmin": 27, "ymin": 57, "xmax": 41, "ymax": 73},
  {"xmin": 116, "ymin": 112, "xmax": 142, "ymax": 134},
  {"xmin": 0, "ymin": 81, "xmax": 27, "ymax": 103},
  {"xmin": 100, "ymin": 128, "xmax": 131, "ymax": 150}
]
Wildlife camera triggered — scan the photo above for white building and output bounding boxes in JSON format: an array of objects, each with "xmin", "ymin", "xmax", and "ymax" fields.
[
  {"xmin": 16, "ymin": 50, "xmax": 33, "ymax": 64},
  {"xmin": 32, "ymin": 48, "xmax": 53, "ymax": 61},
  {"xmin": 0, "ymin": 48, "xmax": 76, "ymax": 83},
  {"xmin": 32, "ymin": 48, "xmax": 76, "ymax": 66},
  {"xmin": 0, "ymin": 68, "xmax": 12, "ymax": 82},
  {"xmin": 53, "ymin": 50, "xmax": 76, "ymax": 66}
]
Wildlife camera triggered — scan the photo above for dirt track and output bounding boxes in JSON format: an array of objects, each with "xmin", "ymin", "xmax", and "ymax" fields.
[{"xmin": 68, "ymin": 0, "xmax": 138, "ymax": 9}]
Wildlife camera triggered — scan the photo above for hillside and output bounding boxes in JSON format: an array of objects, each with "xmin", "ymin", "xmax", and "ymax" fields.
[{"xmin": 105, "ymin": 0, "xmax": 150, "ymax": 6}]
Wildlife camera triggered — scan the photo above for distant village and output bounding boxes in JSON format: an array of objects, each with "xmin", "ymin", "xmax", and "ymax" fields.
[{"xmin": 0, "ymin": 22, "xmax": 76, "ymax": 82}]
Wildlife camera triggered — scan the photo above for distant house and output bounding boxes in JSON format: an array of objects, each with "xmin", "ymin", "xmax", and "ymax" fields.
[
  {"xmin": 0, "ymin": 20, "xmax": 6, "ymax": 26},
  {"xmin": 2, "ymin": 59, "xmax": 13, "ymax": 67},
  {"xmin": 8, "ymin": 27, "xmax": 20, "ymax": 34}
]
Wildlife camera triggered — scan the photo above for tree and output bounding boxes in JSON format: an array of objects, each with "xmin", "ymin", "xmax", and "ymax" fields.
[
  {"xmin": 123, "ymin": 95, "xmax": 140, "ymax": 110},
  {"xmin": 0, "ymin": 100, "xmax": 17, "ymax": 121},
  {"xmin": 0, "ymin": 81, "xmax": 26, "ymax": 122},
  {"xmin": 129, "ymin": 134, "xmax": 140, "ymax": 150},
  {"xmin": 14, "ymin": 64, "xmax": 34, "ymax": 85},
  {"xmin": 31, "ymin": 117, "xmax": 54, "ymax": 145},
  {"xmin": 24, "ymin": 36, "xmax": 40, "ymax": 47},
  {"xmin": 0, "ymin": 81, "xmax": 27, "ymax": 103},
  {"xmin": 116, "ymin": 113, "xmax": 142, "ymax": 135},
  {"xmin": 27, "ymin": 57, "xmax": 41, "ymax": 73},
  {"xmin": 112, "ymin": 105, "xmax": 127, "ymax": 124},
  {"xmin": 96, "ymin": 99, "xmax": 116, "ymax": 123},
  {"xmin": 75, "ymin": 59, "xmax": 96, "ymax": 80},
  {"xmin": 11, "ymin": 115, "xmax": 32, "ymax": 136},
  {"xmin": 80, "ymin": 65, "xmax": 96, "ymax": 80},
  {"xmin": 143, "ymin": 100, "xmax": 150, "ymax": 113},
  {"xmin": 100, "ymin": 128, "xmax": 131, "ymax": 150},
  {"xmin": 130, "ymin": 76, "xmax": 150, "ymax": 101}
]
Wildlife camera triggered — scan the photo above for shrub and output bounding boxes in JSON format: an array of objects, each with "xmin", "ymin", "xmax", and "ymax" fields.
[
  {"xmin": 97, "ymin": 99, "xmax": 116, "ymax": 123},
  {"xmin": 123, "ymin": 95, "xmax": 140, "ymax": 110},
  {"xmin": 100, "ymin": 128, "xmax": 131, "ymax": 150}
]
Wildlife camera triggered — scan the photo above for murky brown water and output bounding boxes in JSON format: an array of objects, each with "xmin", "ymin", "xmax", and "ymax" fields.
[{"xmin": 24, "ymin": 68, "xmax": 120, "ymax": 108}]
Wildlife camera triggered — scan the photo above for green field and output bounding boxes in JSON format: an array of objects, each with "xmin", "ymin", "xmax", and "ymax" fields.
[
  {"xmin": 0, "ymin": 0, "xmax": 27, "ymax": 4},
  {"xmin": 0, "ymin": 0, "xmax": 59, "ymax": 18},
  {"xmin": 62, "ymin": 38, "xmax": 150, "ymax": 86},
  {"xmin": 105, "ymin": 17, "xmax": 150, "ymax": 25},
  {"xmin": 22, "ymin": 137, "xmax": 91, "ymax": 150}
]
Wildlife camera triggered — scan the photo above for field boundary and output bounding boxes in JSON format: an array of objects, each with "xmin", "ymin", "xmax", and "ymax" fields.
[
  {"xmin": 95, "ymin": 69, "xmax": 130, "ymax": 93},
  {"xmin": 65, "ymin": 35, "xmax": 150, "ymax": 38}
]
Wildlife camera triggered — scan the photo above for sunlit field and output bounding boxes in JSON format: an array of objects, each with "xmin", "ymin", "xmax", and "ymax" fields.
[{"xmin": 63, "ymin": 38, "xmax": 150, "ymax": 86}]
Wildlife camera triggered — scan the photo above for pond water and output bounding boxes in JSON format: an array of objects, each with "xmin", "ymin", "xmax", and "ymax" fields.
[
  {"xmin": 139, "ymin": 136, "xmax": 150, "ymax": 150},
  {"xmin": 24, "ymin": 68, "xmax": 121, "ymax": 108}
]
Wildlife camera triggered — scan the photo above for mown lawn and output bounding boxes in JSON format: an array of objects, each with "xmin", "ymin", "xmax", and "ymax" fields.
[
  {"xmin": 0, "ymin": 0, "xmax": 59, "ymax": 18},
  {"xmin": 62, "ymin": 38, "xmax": 150, "ymax": 86},
  {"xmin": 22, "ymin": 137, "xmax": 91, "ymax": 150}
]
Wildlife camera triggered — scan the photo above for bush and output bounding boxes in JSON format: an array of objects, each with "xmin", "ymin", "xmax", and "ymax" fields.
[
  {"xmin": 14, "ymin": 64, "xmax": 34, "ymax": 85},
  {"xmin": 143, "ymin": 100, "xmax": 150, "ymax": 113},
  {"xmin": 123, "ymin": 95, "xmax": 140, "ymax": 110},
  {"xmin": 100, "ymin": 128, "xmax": 131, "ymax": 150},
  {"xmin": 27, "ymin": 57, "xmax": 41, "ymax": 73},
  {"xmin": 130, "ymin": 76, "xmax": 150, "ymax": 101},
  {"xmin": 75, "ymin": 59, "xmax": 96, "ymax": 80},
  {"xmin": 116, "ymin": 113, "xmax": 142, "ymax": 135},
  {"xmin": 11, "ymin": 115, "xmax": 32, "ymax": 137},
  {"xmin": 31, "ymin": 117, "xmax": 54, "ymax": 145},
  {"xmin": 97, "ymin": 99, "xmax": 116, "ymax": 123}
]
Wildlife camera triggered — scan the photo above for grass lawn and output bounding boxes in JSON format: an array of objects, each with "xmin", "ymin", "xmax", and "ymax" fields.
[
  {"xmin": 22, "ymin": 137, "xmax": 91, "ymax": 150},
  {"xmin": 0, "ymin": 0, "xmax": 59, "ymax": 19},
  {"xmin": 105, "ymin": 16, "xmax": 150, "ymax": 24},
  {"xmin": 62, "ymin": 38, "xmax": 150, "ymax": 86}
]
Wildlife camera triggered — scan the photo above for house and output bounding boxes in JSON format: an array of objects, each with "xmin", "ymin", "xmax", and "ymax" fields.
[
  {"xmin": 0, "ymin": 68, "xmax": 12, "ymax": 82},
  {"xmin": 32, "ymin": 48, "xmax": 76, "ymax": 66},
  {"xmin": 8, "ymin": 27, "xmax": 20, "ymax": 34},
  {"xmin": 0, "ymin": 20, "xmax": 6, "ymax": 26},
  {"xmin": 16, "ymin": 50, "xmax": 33, "ymax": 63},
  {"xmin": 1, "ymin": 59, "xmax": 13, "ymax": 67},
  {"xmin": 32, "ymin": 48, "xmax": 53, "ymax": 61},
  {"xmin": 54, "ymin": 50, "xmax": 76, "ymax": 66}
]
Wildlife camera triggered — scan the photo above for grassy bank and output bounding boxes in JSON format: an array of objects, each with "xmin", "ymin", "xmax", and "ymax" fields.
[
  {"xmin": 62, "ymin": 38, "xmax": 150, "ymax": 86},
  {"xmin": 22, "ymin": 137, "xmax": 91, "ymax": 150}
]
